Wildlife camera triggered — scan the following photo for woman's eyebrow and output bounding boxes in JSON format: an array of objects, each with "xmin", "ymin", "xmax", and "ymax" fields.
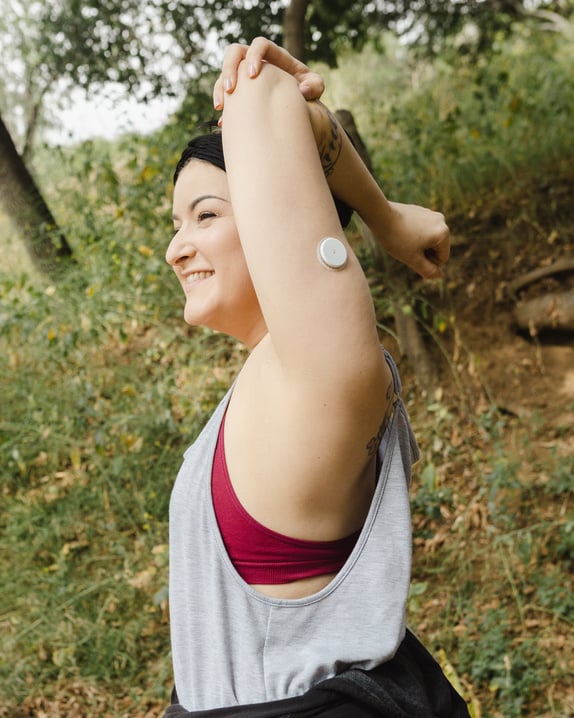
[
  {"xmin": 172, "ymin": 194, "xmax": 228, "ymax": 222},
  {"xmin": 190, "ymin": 194, "xmax": 228, "ymax": 211}
]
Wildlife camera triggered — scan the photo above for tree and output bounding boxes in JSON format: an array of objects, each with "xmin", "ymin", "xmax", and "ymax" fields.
[
  {"xmin": 0, "ymin": 0, "xmax": 567, "ymax": 277},
  {"xmin": 0, "ymin": 0, "xmax": 192, "ymax": 275},
  {"xmin": 283, "ymin": 0, "xmax": 311, "ymax": 60},
  {"xmin": 0, "ymin": 112, "xmax": 73, "ymax": 274},
  {"xmin": 160, "ymin": 0, "xmax": 568, "ymax": 65}
]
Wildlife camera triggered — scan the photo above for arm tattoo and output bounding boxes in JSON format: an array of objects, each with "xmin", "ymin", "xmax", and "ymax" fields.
[
  {"xmin": 366, "ymin": 380, "xmax": 395, "ymax": 457},
  {"xmin": 317, "ymin": 106, "xmax": 343, "ymax": 177}
]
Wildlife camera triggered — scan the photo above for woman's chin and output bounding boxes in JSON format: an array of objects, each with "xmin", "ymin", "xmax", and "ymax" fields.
[{"xmin": 182, "ymin": 306, "xmax": 205, "ymax": 328}]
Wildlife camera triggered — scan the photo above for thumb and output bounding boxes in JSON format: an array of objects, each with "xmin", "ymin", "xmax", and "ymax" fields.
[{"xmin": 416, "ymin": 255, "xmax": 445, "ymax": 279}]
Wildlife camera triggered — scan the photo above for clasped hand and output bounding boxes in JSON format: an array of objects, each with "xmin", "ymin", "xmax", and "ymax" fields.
[
  {"xmin": 213, "ymin": 36, "xmax": 324, "ymax": 110},
  {"xmin": 382, "ymin": 202, "xmax": 450, "ymax": 279}
]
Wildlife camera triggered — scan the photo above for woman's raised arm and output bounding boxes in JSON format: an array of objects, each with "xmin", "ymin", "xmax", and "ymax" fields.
[
  {"xmin": 222, "ymin": 60, "xmax": 384, "ymax": 401},
  {"xmin": 217, "ymin": 38, "xmax": 450, "ymax": 280},
  {"xmin": 306, "ymin": 100, "xmax": 450, "ymax": 278}
]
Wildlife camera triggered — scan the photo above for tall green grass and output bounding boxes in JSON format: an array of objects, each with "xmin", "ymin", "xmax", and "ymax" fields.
[{"xmin": 1, "ymin": 249, "xmax": 241, "ymax": 704}]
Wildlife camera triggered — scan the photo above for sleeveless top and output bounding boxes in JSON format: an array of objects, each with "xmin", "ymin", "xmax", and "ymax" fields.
[
  {"xmin": 169, "ymin": 351, "xmax": 419, "ymax": 712},
  {"xmin": 211, "ymin": 413, "xmax": 361, "ymax": 583}
]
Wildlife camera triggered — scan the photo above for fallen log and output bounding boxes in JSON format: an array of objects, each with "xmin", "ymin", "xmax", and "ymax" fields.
[
  {"xmin": 509, "ymin": 256, "xmax": 574, "ymax": 294},
  {"xmin": 514, "ymin": 292, "xmax": 574, "ymax": 333}
]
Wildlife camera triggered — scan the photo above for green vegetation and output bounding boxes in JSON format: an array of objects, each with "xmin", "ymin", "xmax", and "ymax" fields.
[
  {"xmin": 320, "ymin": 24, "xmax": 574, "ymax": 211},
  {"xmin": 1, "ymin": 23, "xmax": 573, "ymax": 717}
]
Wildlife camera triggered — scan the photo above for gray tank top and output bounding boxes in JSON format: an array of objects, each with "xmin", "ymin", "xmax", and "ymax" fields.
[{"xmin": 169, "ymin": 352, "xmax": 419, "ymax": 711}]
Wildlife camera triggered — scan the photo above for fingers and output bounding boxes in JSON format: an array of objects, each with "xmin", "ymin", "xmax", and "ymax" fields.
[
  {"xmin": 297, "ymin": 71, "xmax": 325, "ymax": 100},
  {"xmin": 404, "ymin": 208, "xmax": 450, "ymax": 277},
  {"xmin": 244, "ymin": 37, "xmax": 304, "ymax": 80},
  {"xmin": 419, "ymin": 223, "xmax": 450, "ymax": 278},
  {"xmin": 428, "ymin": 221, "xmax": 450, "ymax": 263},
  {"xmin": 213, "ymin": 37, "xmax": 325, "ymax": 110},
  {"xmin": 213, "ymin": 43, "xmax": 247, "ymax": 110},
  {"xmin": 418, "ymin": 252, "xmax": 445, "ymax": 279},
  {"xmin": 246, "ymin": 39, "xmax": 325, "ymax": 97}
]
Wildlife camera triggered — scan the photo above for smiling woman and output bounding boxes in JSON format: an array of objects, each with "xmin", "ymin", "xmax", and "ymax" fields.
[
  {"xmin": 168, "ymin": 158, "xmax": 262, "ymax": 343},
  {"xmin": 163, "ymin": 37, "xmax": 467, "ymax": 718}
]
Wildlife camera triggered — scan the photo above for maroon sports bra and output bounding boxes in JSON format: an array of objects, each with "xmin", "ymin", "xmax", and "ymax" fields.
[{"xmin": 211, "ymin": 416, "xmax": 360, "ymax": 585}]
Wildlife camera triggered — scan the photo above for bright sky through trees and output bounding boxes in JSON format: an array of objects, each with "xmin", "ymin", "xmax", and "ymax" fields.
[{"xmin": 44, "ymin": 84, "xmax": 181, "ymax": 144}]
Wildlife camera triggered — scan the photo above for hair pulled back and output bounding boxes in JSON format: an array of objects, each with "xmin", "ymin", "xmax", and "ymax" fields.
[{"xmin": 174, "ymin": 131, "xmax": 353, "ymax": 228}]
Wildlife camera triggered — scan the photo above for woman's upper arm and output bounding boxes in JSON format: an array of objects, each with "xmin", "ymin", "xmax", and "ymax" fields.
[{"xmin": 222, "ymin": 62, "xmax": 383, "ymax": 395}]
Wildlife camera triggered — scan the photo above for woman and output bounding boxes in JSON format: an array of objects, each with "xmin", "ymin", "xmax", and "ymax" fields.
[{"xmin": 165, "ymin": 39, "xmax": 468, "ymax": 717}]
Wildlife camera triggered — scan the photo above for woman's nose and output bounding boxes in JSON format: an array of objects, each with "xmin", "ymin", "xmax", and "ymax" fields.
[{"xmin": 166, "ymin": 229, "xmax": 197, "ymax": 267}]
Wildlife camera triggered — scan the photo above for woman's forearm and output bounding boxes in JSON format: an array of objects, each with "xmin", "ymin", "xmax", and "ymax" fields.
[
  {"xmin": 306, "ymin": 100, "xmax": 450, "ymax": 279},
  {"xmin": 306, "ymin": 100, "xmax": 394, "ymax": 234}
]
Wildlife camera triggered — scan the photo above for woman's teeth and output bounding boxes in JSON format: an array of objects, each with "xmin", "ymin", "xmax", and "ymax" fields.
[{"xmin": 187, "ymin": 271, "xmax": 214, "ymax": 283}]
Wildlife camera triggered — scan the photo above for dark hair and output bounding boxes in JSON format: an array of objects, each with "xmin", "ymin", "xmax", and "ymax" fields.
[
  {"xmin": 174, "ymin": 132, "xmax": 226, "ymax": 185},
  {"xmin": 174, "ymin": 131, "xmax": 354, "ymax": 229}
]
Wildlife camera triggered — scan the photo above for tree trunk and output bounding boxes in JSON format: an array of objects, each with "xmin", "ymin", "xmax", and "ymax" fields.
[
  {"xmin": 283, "ymin": 0, "xmax": 311, "ymax": 61},
  {"xmin": 0, "ymin": 111, "xmax": 73, "ymax": 275},
  {"xmin": 22, "ymin": 84, "xmax": 49, "ymax": 162}
]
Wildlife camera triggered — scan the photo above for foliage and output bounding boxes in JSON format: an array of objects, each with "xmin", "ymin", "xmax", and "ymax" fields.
[
  {"xmin": 384, "ymin": 0, "xmax": 572, "ymax": 55},
  {"xmin": 406, "ymin": 391, "xmax": 573, "ymax": 718},
  {"xmin": 2, "ymin": 0, "xmax": 569, "ymax": 148},
  {"xmin": 0, "ymin": 0, "xmax": 179, "ymax": 151},
  {"xmin": 0, "ymin": 0, "xmax": 570, "ymax": 278},
  {"xmin": 319, "ymin": 19, "xmax": 574, "ymax": 211},
  {"xmin": 0, "ymin": 226, "xmax": 240, "ymax": 707},
  {"xmin": 1, "ymin": 19, "xmax": 574, "ymax": 718},
  {"xmin": 0, "ymin": 2, "xmax": 47, "ymax": 150}
]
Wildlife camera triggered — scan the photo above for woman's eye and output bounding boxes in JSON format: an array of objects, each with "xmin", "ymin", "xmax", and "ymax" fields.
[{"xmin": 198, "ymin": 211, "xmax": 216, "ymax": 222}]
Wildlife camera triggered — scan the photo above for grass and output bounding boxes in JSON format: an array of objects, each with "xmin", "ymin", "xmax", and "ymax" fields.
[
  {"xmin": 0, "ymin": 266, "xmax": 242, "ymax": 711},
  {"xmin": 1, "ymin": 19, "xmax": 574, "ymax": 717},
  {"xmin": 405, "ymin": 396, "xmax": 573, "ymax": 717},
  {"xmin": 319, "ymin": 23, "xmax": 574, "ymax": 212}
]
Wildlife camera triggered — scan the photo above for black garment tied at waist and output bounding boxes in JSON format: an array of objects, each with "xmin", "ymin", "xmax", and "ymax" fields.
[{"xmin": 164, "ymin": 629, "xmax": 471, "ymax": 718}]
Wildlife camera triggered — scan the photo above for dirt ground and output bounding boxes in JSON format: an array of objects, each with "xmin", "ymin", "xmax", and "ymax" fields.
[
  {"xmin": 441, "ymin": 163, "xmax": 574, "ymax": 430},
  {"xmin": 400, "ymin": 163, "xmax": 574, "ymax": 717}
]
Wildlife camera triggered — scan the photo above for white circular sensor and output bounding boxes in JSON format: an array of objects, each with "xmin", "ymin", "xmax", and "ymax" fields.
[{"xmin": 318, "ymin": 237, "xmax": 348, "ymax": 270}]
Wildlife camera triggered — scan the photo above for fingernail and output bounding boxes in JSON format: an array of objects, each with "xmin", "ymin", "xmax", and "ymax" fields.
[
  {"xmin": 213, "ymin": 92, "xmax": 222, "ymax": 110},
  {"xmin": 217, "ymin": 117, "xmax": 223, "ymax": 127},
  {"xmin": 223, "ymin": 77, "xmax": 232, "ymax": 93},
  {"xmin": 248, "ymin": 63, "xmax": 256, "ymax": 78}
]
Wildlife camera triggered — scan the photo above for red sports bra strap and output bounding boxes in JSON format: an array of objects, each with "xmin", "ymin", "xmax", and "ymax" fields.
[{"xmin": 211, "ymin": 415, "xmax": 359, "ymax": 585}]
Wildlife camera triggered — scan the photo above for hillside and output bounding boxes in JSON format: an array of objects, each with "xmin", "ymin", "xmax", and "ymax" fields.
[
  {"xmin": 1, "ymin": 158, "xmax": 572, "ymax": 718},
  {"xmin": 400, "ymin": 159, "xmax": 574, "ymax": 718}
]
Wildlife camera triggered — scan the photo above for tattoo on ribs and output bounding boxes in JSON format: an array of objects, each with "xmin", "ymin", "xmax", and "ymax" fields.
[
  {"xmin": 317, "ymin": 106, "xmax": 342, "ymax": 177},
  {"xmin": 366, "ymin": 380, "xmax": 395, "ymax": 457}
]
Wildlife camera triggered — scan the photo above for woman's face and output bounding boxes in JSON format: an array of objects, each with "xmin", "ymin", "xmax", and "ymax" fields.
[{"xmin": 167, "ymin": 159, "xmax": 265, "ymax": 347}]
